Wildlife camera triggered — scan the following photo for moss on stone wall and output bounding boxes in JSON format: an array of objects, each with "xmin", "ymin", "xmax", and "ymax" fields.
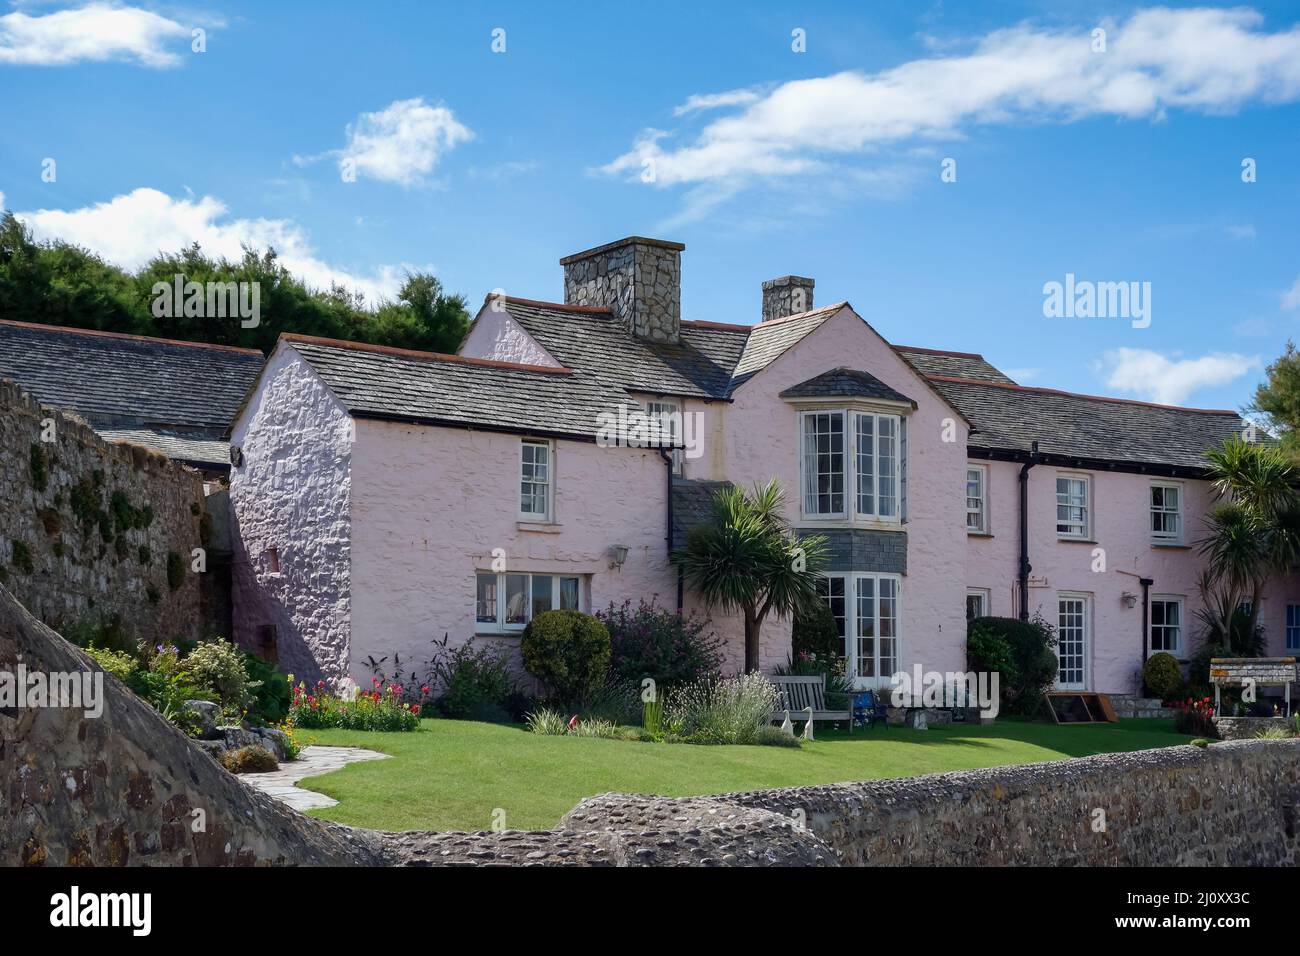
[
  {"xmin": 167, "ymin": 551, "xmax": 185, "ymax": 591},
  {"xmin": 29, "ymin": 444, "xmax": 47, "ymax": 492},
  {"xmin": 10, "ymin": 540, "xmax": 34, "ymax": 575}
]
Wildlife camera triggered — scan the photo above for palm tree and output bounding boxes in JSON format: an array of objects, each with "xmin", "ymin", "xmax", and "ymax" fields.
[
  {"xmin": 1198, "ymin": 438, "xmax": 1300, "ymax": 637},
  {"xmin": 673, "ymin": 479, "xmax": 828, "ymax": 673}
]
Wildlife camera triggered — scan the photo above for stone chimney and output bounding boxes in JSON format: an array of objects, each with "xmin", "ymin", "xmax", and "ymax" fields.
[
  {"xmin": 761, "ymin": 275, "xmax": 815, "ymax": 322},
  {"xmin": 561, "ymin": 237, "xmax": 684, "ymax": 344}
]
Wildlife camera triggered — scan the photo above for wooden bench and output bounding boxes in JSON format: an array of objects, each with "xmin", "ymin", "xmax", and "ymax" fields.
[{"xmin": 769, "ymin": 675, "xmax": 853, "ymax": 732}]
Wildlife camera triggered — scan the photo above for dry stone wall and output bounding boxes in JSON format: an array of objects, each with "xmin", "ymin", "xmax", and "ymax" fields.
[{"xmin": 0, "ymin": 380, "xmax": 205, "ymax": 646}]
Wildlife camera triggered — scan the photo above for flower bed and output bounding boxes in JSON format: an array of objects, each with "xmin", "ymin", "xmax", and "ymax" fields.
[{"xmin": 288, "ymin": 677, "xmax": 421, "ymax": 732}]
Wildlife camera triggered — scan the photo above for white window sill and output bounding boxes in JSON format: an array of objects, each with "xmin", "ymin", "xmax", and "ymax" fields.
[
  {"xmin": 1151, "ymin": 539, "xmax": 1188, "ymax": 549},
  {"xmin": 1056, "ymin": 536, "xmax": 1096, "ymax": 544},
  {"xmin": 517, "ymin": 521, "xmax": 561, "ymax": 533},
  {"xmin": 967, "ymin": 530, "xmax": 993, "ymax": 538},
  {"xmin": 799, "ymin": 517, "xmax": 905, "ymax": 533},
  {"xmin": 475, "ymin": 630, "xmax": 523, "ymax": 639}
]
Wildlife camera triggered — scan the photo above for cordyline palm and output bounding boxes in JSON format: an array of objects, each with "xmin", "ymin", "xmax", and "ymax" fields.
[
  {"xmin": 1198, "ymin": 438, "xmax": 1300, "ymax": 637},
  {"xmin": 672, "ymin": 479, "xmax": 827, "ymax": 673}
]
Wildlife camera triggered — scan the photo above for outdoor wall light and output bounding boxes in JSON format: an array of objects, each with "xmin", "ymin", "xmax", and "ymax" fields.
[
  {"xmin": 609, "ymin": 545, "xmax": 629, "ymax": 570},
  {"xmin": 1122, "ymin": 591, "xmax": 1138, "ymax": 608}
]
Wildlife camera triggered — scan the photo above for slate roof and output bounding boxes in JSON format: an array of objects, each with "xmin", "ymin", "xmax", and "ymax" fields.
[
  {"xmin": 926, "ymin": 376, "xmax": 1248, "ymax": 471},
  {"xmin": 0, "ymin": 320, "xmax": 265, "ymax": 469},
  {"xmin": 893, "ymin": 345, "xmax": 1016, "ymax": 385},
  {"xmin": 499, "ymin": 298, "xmax": 748, "ymax": 400},
  {"xmin": 780, "ymin": 367, "xmax": 916, "ymax": 406},
  {"xmin": 284, "ymin": 336, "xmax": 628, "ymax": 440},
  {"xmin": 671, "ymin": 477, "xmax": 733, "ymax": 549},
  {"xmin": 729, "ymin": 303, "xmax": 845, "ymax": 390}
]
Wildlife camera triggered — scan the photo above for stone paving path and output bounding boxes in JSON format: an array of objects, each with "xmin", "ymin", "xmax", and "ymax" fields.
[{"xmin": 240, "ymin": 745, "xmax": 389, "ymax": 812}]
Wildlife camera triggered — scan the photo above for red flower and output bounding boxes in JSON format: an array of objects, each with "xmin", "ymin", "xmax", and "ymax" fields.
[
  {"xmin": 421, "ymin": 685, "xmax": 430, "ymax": 695},
  {"xmin": 567, "ymin": 715, "xmax": 580, "ymax": 731},
  {"xmin": 412, "ymin": 704, "xmax": 421, "ymax": 715}
]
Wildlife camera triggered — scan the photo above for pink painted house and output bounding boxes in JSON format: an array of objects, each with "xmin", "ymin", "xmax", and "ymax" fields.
[{"xmin": 228, "ymin": 235, "xmax": 1295, "ymax": 697}]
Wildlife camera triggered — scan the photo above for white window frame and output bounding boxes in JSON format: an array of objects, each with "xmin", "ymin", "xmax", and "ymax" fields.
[
  {"xmin": 1287, "ymin": 604, "xmax": 1300, "ymax": 651},
  {"xmin": 519, "ymin": 439, "xmax": 553, "ymax": 522},
  {"xmin": 816, "ymin": 571, "xmax": 902, "ymax": 689},
  {"xmin": 476, "ymin": 571, "xmax": 582, "ymax": 633},
  {"xmin": 1056, "ymin": 592, "xmax": 1091, "ymax": 690},
  {"xmin": 966, "ymin": 588, "xmax": 990, "ymax": 621},
  {"xmin": 645, "ymin": 400, "xmax": 683, "ymax": 475},
  {"xmin": 1055, "ymin": 473, "xmax": 1091, "ymax": 539},
  {"xmin": 799, "ymin": 408, "xmax": 903, "ymax": 524},
  {"xmin": 1150, "ymin": 482, "xmax": 1183, "ymax": 543},
  {"xmin": 966, "ymin": 465, "xmax": 988, "ymax": 533},
  {"xmin": 1149, "ymin": 596, "xmax": 1184, "ymax": 656},
  {"xmin": 800, "ymin": 410, "xmax": 847, "ymax": 518}
]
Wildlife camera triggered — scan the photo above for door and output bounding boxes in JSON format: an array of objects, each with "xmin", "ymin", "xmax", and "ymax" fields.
[{"xmin": 1056, "ymin": 595, "xmax": 1089, "ymax": 690}]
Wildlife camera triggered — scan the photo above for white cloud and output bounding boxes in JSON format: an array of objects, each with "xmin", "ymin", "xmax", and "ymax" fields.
[
  {"xmin": 1282, "ymin": 275, "xmax": 1300, "ymax": 310},
  {"xmin": 297, "ymin": 97, "xmax": 473, "ymax": 187},
  {"xmin": 673, "ymin": 88, "xmax": 765, "ymax": 116},
  {"xmin": 1098, "ymin": 347, "xmax": 1259, "ymax": 405},
  {"xmin": 1003, "ymin": 367, "xmax": 1040, "ymax": 383},
  {"xmin": 0, "ymin": 3, "xmax": 194, "ymax": 68},
  {"xmin": 1225, "ymin": 223, "xmax": 1256, "ymax": 240},
  {"xmin": 15, "ymin": 187, "xmax": 416, "ymax": 303},
  {"xmin": 604, "ymin": 7, "xmax": 1300, "ymax": 188}
]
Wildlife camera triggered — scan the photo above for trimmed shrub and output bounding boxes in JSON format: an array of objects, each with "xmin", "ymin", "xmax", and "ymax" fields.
[
  {"xmin": 219, "ymin": 745, "xmax": 278, "ymax": 774},
  {"xmin": 1143, "ymin": 652, "xmax": 1182, "ymax": 700},
  {"xmin": 968, "ymin": 615, "xmax": 1058, "ymax": 716},
  {"xmin": 598, "ymin": 600, "xmax": 722, "ymax": 691},
  {"xmin": 754, "ymin": 724, "xmax": 802, "ymax": 748},
  {"xmin": 521, "ymin": 610, "xmax": 611, "ymax": 710},
  {"xmin": 966, "ymin": 622, "xmax": 1017, "ymax": 684}
]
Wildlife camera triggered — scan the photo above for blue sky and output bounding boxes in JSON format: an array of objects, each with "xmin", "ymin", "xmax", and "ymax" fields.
[{"xmin": 2, "ymin": 1, "xmax": 1299, "ymax": 412}]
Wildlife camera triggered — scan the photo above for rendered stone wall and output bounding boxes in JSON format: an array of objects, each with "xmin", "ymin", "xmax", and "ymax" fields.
[
  {"xmin": 228, "ymin": 345, "xmax": 353, "ymax": 682},
  {"xmin": 0, "ymin": 379, "xmax": 204, "ymax": 646}
]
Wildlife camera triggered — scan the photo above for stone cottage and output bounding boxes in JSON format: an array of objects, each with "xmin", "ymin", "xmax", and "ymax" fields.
[{"xmin": 227, "ymin": 235, "xmax": 1296, "ymax": 694}]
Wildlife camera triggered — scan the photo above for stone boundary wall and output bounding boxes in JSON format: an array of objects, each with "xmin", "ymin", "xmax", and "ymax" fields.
[{"xmin": 0, "ymin": 379, "xmax": 205, "ymax": 645}]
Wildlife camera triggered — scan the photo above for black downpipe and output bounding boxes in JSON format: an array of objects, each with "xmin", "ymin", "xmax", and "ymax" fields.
[
  {"xmin": 1139, "ymin": 576, "xmax": 1154, "ymax": 694},
  {"xmin": 658, "ymin": 449, "xmax": 683, "ymax": 612},
  {"xmin": 1018, "ymin": 440, "xmax": 1041, "ymax": 621}
]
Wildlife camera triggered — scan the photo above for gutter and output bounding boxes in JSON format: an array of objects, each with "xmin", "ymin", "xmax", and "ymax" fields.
[
  {"xmin": 1139, "ymin": 576, "xmax": 1154, "ymax": 694},
  {"xmin": 1018, "ymin": 440, "xmax": 1041, "ymax": 621}
]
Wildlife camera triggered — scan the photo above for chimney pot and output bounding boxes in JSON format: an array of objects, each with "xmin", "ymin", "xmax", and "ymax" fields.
[{"xmin": 761, "ymin": 275, "xmax": 815, "ymax": 322}]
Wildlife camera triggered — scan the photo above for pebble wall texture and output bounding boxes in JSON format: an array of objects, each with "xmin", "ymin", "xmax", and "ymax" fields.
[
  {"xmin": 0, "ymin": 380, "xmax": 205, "ymax": 645},
  {"xmin": 4, "ymin": 583, "xmax": 1297, "ymax": 867}
]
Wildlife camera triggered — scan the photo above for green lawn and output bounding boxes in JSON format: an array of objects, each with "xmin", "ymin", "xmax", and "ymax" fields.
[{"xmin": 293, "ymin": 717, "xmax": 1193, "ymax": 832}]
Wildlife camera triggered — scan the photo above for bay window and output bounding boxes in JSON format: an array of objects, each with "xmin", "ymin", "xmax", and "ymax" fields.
[
  {"xmin": 476, "ymin": 571, "xmax": 581, "ymax": 632},
  {"xmin": 801, "ymin": 409, "xmax": 904, "ymax": 522},
  {"xmin": 814, "ymin": 572, "xmax": 901, "ymax": 687}
]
